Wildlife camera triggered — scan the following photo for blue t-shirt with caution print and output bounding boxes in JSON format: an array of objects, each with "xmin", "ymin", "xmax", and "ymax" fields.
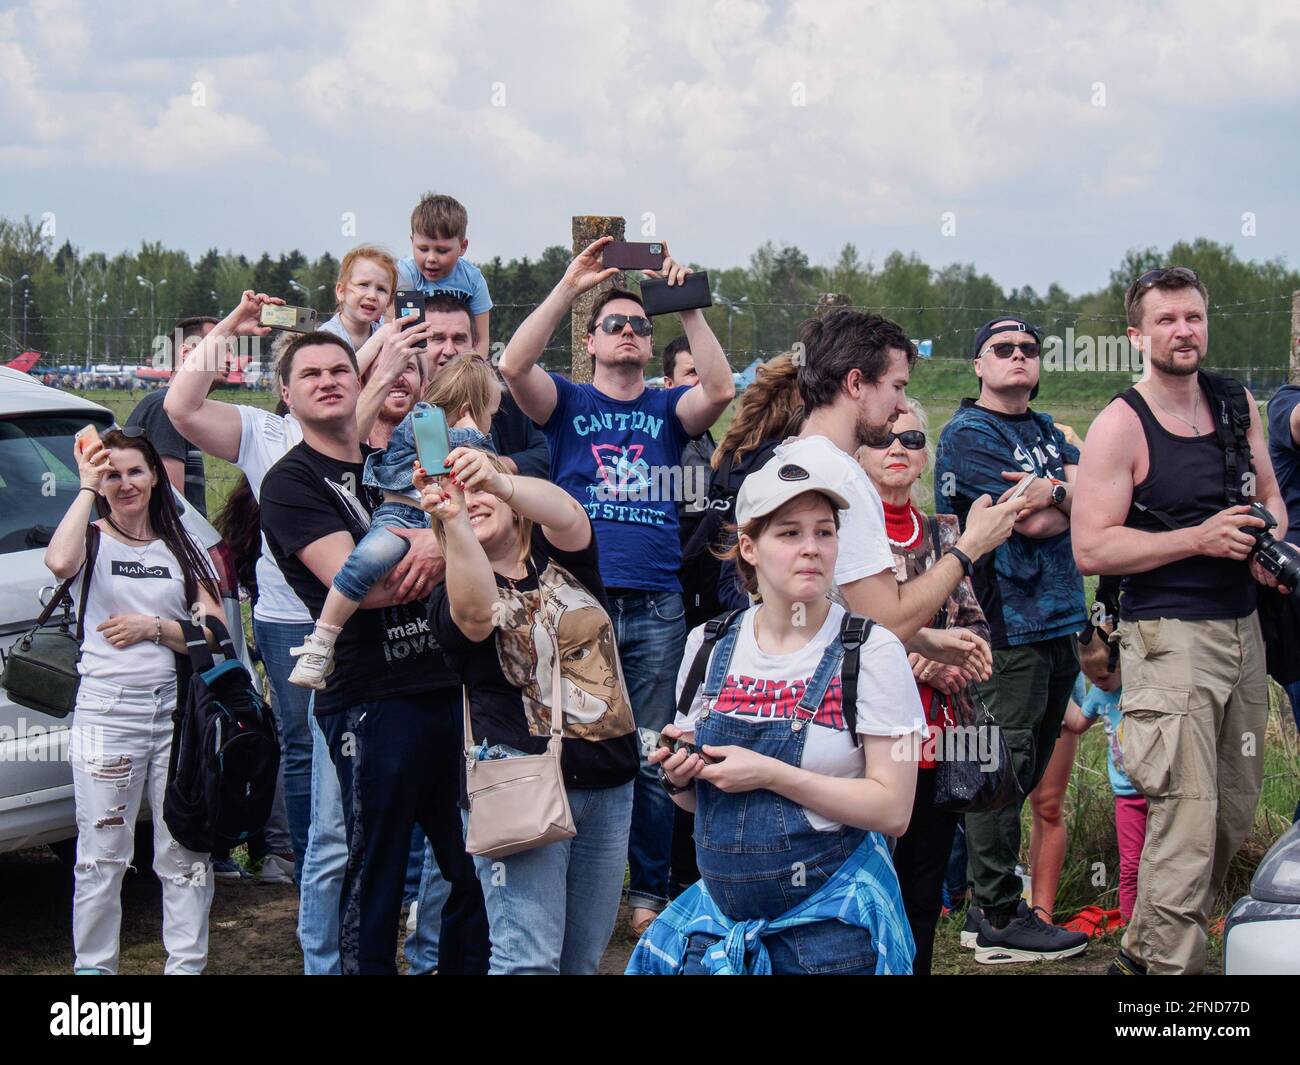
[
  {"xmin": 542, "ymin": 374, "xmax": 691, "ymax": 592},
  {"xmin": 935, "ymin": 399, "xmax": 1085, "ymax": 649}
]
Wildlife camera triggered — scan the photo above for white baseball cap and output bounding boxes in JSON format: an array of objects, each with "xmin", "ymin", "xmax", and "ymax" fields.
[{"xmin": 734, "ymin": 458, "xmax": 851, "ymax": 525}]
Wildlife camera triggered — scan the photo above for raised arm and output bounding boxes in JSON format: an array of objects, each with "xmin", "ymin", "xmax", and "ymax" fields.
[
  {"xmin": 355, "ymin": 319, "xmax": 433, "ymax": 443},
  {"xmin": 653, "ymin": 248, "xmax": 734, "ymax": 437},
  {"xmin": 498, "ymin": 237, "xmax": 618, "ymax": 427},
  {"xmin": 417, "ymin": 479, "xmax": 500, "ymax": 644},
  {"xmin": 439, "ymin": 447, "xmax": 589, "ymax": 552},
  {"xmin": 165, "ymin": 290, "xmax": 279, "ymax": 463},
  {"xmin": 45, "ymin": 440, "xmax": 109, "ymax": 579}
]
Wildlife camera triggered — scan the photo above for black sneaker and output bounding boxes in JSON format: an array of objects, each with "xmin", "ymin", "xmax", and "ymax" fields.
[
  {"xmin": 960, "ymin": 905, "xmax": 984, "ymax": 948},
  {"xmin": 1107, "ymin": 949, "xmax": 1147, "ymax": 975},
  {"xmin": 974, "ymin": 904, "xmax": 1089, "ymax": 965}
]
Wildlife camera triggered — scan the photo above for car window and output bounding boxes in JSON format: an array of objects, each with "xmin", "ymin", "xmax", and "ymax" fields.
[{"xmin": 0, "ymin": 416, "xmax": 106, "ymax": 555}]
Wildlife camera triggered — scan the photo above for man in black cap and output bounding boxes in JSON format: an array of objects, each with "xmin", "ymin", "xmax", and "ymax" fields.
[{"xmin": 934, "ymin": 317, "xmax": 1089, "ymax": 964}]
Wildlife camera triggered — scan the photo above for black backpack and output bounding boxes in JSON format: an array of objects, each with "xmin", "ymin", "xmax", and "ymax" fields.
[
  {"xmin": 679, "ymin": 439, "xmax": 781, "ymax": 629},
  {"xmin": 163, "ymin": 617, "xmax": 280, "ymax": 854}
]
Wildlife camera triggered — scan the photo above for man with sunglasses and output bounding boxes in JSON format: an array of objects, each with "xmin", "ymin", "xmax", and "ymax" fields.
[
  {"xmin": 499, "ymin": 236, "xmax": 735, "ymax": 939},
  {"xmin": 934, "ymin": 316, "xmax": 1089, "ymax": 965},
  {"xmin": 1072, "ymin": 268, "xmax": 1287, "ymax": 975}
]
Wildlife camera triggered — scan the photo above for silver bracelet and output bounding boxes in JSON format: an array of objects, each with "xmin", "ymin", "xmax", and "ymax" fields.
[{"xmin": 153, "ymin": 616, "xmax": 162, "ymax": 645}]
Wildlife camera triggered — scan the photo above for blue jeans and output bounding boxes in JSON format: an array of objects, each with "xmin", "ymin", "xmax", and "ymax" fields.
[
  {"xmin": 471, "ymin": 781, "xmax": 634, "ymax": 974},
  {"xmin": 253, "ymin": 618, "xmax": 316, "ymax": 872},
  {"xmin": 298, "ymin": 704, "xmax": 348, "ymax": 975},
  {"xmin": 332, "ymin": 501, "xmax": 428, "ymax": 603},
  {"xmin": 607, "ymin": 591, "xmax": 686, "ymax": 912},
  {"xmin": 404, "ymin": 839, "xmax": 451, "ymax": 974}
]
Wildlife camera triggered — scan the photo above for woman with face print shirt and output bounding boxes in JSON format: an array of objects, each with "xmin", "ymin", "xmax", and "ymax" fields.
[{"xmin": 421, "ymin": 446, "xmax": 638, "ymax": 975}]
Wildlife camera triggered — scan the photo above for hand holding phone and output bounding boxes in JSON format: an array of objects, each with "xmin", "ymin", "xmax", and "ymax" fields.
[
  {"xmin": 259, "ymin": 303, "xmax": 319, "ymax": 333},
  {"xmin": 1005, "ymin": 473, "xmax": 1038, "ymax": 504},
  {"xmin": 394, "ymin": 291, "xmax": 427, "ymax": 348},
  {"xmin": 74, "ymin": 424, "xmax": 101, "ymax": 457},
  {"xmin": 412, "ymin": 407, "xmax": 452, "ymax": 476}
]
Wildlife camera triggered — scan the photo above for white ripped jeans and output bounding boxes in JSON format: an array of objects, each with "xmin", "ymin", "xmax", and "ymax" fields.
[{"xmin": 70, "ymin": 676, "xmax": 214, "ymax": 974}]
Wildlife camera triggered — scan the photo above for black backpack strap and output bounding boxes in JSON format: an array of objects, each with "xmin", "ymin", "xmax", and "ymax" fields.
[
  {"xmin": 1199, "ymin": 370, "xmax": 1254, "ymax": 506},
  {"xmin": 177, "ymin": 614, "xmax": 234, "ymax": 675},
  {"xmin": 675, "ymin": 608, "xmax": 745, "ymax": 720},
  {"xmin": 838, "ymin": 612, "xmax": 873, "ymax": 746},
  {"xmin": 73, "ymin": 523, "xmax": 100, "ymax": 643}
]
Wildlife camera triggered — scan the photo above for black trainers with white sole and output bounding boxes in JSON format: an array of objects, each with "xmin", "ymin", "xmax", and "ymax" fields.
[
  {"xmin": 960, "ymin": 905, "xmax": 984, "ymax": 948},
  {"xmin": 974, "ymin": 905, "xmax": 1089, "ymax": 965}
]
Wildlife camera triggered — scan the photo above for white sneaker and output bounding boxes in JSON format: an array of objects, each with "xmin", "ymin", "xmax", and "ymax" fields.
[
  {"xmin": 407, "ymin": 901, "xmax": 419, "ymax": 934},
  {"xmin": 257, "ymin": 853, "xmax": 296, "ymax": 886},
  {"xmin": 289, "ymin": 634, "xmax": 336, "ymax": 690}
]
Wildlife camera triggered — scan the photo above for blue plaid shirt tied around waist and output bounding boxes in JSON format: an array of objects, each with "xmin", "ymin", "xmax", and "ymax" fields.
[{"xmin": 626, "ymin": 833, "xmax": 915, "ymax": 975}]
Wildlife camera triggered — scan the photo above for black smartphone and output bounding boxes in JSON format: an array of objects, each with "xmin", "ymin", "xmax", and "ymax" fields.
[
  {"xmin": 602, "ymin": 241, "xmax": 665, "ymax": 271},
  {"xmin": 394, "ymin": 290, "xmax": 426, "ymax": 348},
  {"xmin": 656, "ymin": 729, "xmax": 711, "ymax": 763},
  {"xmin": 639, "ymin": 271, "xmax": 713, "ymax": 317}
]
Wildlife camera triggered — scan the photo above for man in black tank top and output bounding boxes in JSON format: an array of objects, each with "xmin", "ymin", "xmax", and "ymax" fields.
[{"xmin": 1072, "ymin": 268, "xmax": 1289, "ymax": 976}]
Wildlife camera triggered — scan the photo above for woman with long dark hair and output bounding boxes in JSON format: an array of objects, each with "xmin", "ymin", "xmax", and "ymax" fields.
[{"xmin": 45, "ymin": 427, "xmax": 223, "ymax": 974}]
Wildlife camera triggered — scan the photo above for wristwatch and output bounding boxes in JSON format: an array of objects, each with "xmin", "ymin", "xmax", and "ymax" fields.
[
  {"xmin": 658, "ymin": 768, "xmax": 690, "ymax": 796},
  {"xmin": 1048, "ymin": 478, "xmax": 1068, "ymax": 507}
]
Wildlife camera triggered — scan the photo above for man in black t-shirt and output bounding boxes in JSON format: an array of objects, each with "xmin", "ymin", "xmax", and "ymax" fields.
[
  {"xmin": 124, "ymin": 316, "xmax": 218, "ymax": 515},
  {"xmin": 260, "ymin": 331, "xmax": 487, "ymax": 976}
]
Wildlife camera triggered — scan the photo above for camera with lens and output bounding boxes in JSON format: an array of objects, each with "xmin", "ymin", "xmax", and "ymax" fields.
[{"xmin": 1244, "ymin": 503, "xmax": 1300, "ymax": 588}]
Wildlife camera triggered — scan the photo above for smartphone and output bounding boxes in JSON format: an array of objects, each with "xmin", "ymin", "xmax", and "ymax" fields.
[
  {"xmin": 260, "ymin": 303, "xmax": 319, "ymax": 333},
  {"xmin": 602, "ymin": 241, "xmax": 665, "ymax": 272},
  {"xmin": 656, "ymin": 729, "xmax": 712, "ymax": 764},
  {"xmin": 394, "ymin": 290, "xmax": 427, "ymax": 348},
  {"xmin": 1005, "ymin": 473, "xmax": 1038, "ymax": 503},
  {"xmin": 412, "ymin": 407, "xmax": 452, "ymax": 476},
  {"xmin": 74, "ymin": 424, "xmax": 101, "ymax": 457},
  {"xmin": 639, "ymin": 271, "xmax": 713, "ymax": 317}
]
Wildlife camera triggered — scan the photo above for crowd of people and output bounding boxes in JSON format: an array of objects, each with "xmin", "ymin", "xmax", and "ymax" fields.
[{"xmin": 48, "ymin": 191, "xmax": 1299, "ymax": 976}]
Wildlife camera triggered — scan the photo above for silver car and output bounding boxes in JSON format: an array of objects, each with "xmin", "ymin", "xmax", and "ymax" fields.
[{"xmin": 0, "ymin": 367, "xmax": 249, "ymax": 856}]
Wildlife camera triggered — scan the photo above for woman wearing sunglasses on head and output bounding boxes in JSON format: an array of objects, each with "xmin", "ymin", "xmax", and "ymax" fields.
[
  {"xmin": 630, "ymin": 461, "xmax": 925, "ymax": 975},
  {"xmin": 44, "ymin": 427, "xmax": 225, "ymax": 974},
  {"xmin": 858, "ymin": 399, "xmax": 995, "ymax": 974}
]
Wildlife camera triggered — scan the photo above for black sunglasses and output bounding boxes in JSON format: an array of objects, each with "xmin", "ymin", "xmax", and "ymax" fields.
[
  {"xmin": 1134, "ymin": 267, "xmax": 1199, "ymax": 290},
  {"xmin": 865, "ymin": 429, "xmax": 927, "ymax": 450},
  {"xmin": 598, "ymin": 314, "xmax": 653, "ymax": 337},
  {"xmin": 984, "ymin": 341, "xmax": 1042, "ymax": 359}
]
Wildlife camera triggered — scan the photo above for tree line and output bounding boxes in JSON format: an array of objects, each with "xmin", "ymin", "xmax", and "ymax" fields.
[{"xmin": 1, "ymin": 215, "xmax": 1295, "ymax": 391}]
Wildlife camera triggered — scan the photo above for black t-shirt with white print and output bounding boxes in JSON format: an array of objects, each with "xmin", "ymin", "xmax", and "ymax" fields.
[
  {"xmin": 427, "ymin": 524, "xmax": 638, "ymax": 790},
  {"xmin": 260, "ymin": 440, "xmax": 457, "ymax": 715}
]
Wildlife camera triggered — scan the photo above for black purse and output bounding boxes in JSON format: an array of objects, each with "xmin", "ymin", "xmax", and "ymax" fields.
[
  {"xmin": 931, "ymin": 685, "xmax": 1023, "ymax": 814},
  {"xmin": 1, "ymin": 524, "xmax": 100, "ymax": 719}
]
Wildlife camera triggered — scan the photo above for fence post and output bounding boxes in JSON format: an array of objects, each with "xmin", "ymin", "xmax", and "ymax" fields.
[
  {"xmin": 570, "ymin": 215, "xmax": 626, "ymax": 383},
  {"xmin": 1291, "ymin": 290, "xmax": 1300, "ymax": 385},
  {"xmin": 816, "ymin": 293, "xmax": 851, "ymax": 318}
]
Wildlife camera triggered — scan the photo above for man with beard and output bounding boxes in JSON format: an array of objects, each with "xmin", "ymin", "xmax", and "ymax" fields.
[
  {"xmin": 935, "ymin": 316, "xmax": 1091, "ymax": 965},
  {"xmin": 781, "ymin": 310, "xmax": 1025, "ymax": 648},
  {"xmin": 1072, "ymin": 267, "xmax": 1288, "ymax": 975}
]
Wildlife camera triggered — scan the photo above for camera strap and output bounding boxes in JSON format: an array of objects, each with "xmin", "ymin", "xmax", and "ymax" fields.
[{"xmin": 1197, "ymin": 370, "xmax": 1254, "ymax": 508}]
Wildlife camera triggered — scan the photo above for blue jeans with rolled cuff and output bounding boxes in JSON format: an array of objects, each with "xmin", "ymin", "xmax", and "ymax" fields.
[{"xmin": 331, "ymin": 501, "xmax": 429, "ymax": 604}]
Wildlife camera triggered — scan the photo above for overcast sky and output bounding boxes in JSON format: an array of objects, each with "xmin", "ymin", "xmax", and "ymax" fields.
[{"xmin": 3, "ymin": 0, "xmax": 1297, "ymax": 295}]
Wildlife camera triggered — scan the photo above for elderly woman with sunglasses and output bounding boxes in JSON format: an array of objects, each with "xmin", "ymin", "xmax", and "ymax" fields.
[{"xmin": 858, "ymin": 400, "xmax": 994, "ymax": 974}]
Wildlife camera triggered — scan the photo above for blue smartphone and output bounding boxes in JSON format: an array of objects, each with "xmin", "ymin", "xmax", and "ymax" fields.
[{"xmin": 412, "ymin": 407, "xmax": 452, "ymax": 476}]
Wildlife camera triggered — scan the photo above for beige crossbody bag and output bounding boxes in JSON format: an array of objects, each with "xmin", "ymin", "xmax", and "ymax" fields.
[{"xmin": 462, "ymin": 576, "xmax": 576, "ymax": 860}]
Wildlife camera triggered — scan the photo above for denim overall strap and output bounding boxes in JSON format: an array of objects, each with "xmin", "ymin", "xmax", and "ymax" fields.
[{"xmin": 793, "ymin": 633, "xmax": 846, "ymax": 724}]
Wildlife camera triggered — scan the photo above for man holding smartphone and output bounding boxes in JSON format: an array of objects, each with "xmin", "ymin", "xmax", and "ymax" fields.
[
  {"xmin": 499, "ymin": 236, "xmax": 735, "ymax": 938},
  {"xmin": 934, "ymin": 317, "xmax": 1088, "ymax": 965}
]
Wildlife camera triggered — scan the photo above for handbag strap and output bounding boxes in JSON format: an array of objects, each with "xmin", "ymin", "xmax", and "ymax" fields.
[
  {"xmin": 462, "ymin": 558, "xmax": 566, "ymax": 760},
  {"xmin": 36, "ymin": 522, "xmax": 99, "ymax": 633}
]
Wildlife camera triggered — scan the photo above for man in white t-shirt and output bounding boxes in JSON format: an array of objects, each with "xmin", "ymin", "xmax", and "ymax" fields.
[{"xmin": 775, "ymin": 310, "xmax": 1027, "ymax": 671}]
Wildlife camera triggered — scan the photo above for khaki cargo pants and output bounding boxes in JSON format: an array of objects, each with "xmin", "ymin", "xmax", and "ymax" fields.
[{"xmin": 1116, "ymin": 614, "xmax": 1269, "ymax": 975}]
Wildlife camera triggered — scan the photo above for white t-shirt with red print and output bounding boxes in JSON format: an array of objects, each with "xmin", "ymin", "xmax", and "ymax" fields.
[{"xmin": 674, "ymin": 602, "xmax": 924, "ymax": 832}]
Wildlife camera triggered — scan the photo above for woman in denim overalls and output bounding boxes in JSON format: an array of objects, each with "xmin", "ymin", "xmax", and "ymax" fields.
[{"xmin": 645, "ymin": 463, "xmax": 921, "ymax": 975}]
